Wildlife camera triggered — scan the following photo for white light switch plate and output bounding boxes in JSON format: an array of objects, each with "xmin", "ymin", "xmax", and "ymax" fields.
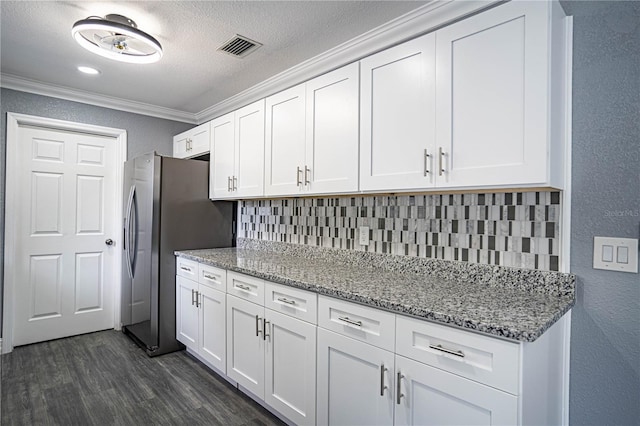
[{"xmin": 593, "ymin": 236, "xmax": 638, "ymax": 273}]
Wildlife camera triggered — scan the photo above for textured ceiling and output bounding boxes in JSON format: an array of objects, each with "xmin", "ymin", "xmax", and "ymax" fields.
[{"xmin": 0, "ymin": 1, "xmax": 426, "ymax": 115}]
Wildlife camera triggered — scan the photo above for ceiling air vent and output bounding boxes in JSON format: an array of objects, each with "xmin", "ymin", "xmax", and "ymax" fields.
[{"xmin": 217, "ymin": 35, "xmax": 262, "ymax": 58}]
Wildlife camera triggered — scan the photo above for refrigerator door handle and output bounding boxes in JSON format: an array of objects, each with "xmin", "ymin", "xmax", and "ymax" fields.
[
  {"xmin": 129, "ymin": 186, "xmax": 139, "ymax": 278},
  {"xmin": 124, "ymin": 186, "xmax": 135, "ymax": 279}
]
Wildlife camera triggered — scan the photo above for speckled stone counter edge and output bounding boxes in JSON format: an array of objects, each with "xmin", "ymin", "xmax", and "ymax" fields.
[
  {"xmin": 235, "ymin": 238, "xmax": 575, "ymax": 297},
  {"xmin": 175, "ymin": 240, "xmax": 575, "ymax": 342}
]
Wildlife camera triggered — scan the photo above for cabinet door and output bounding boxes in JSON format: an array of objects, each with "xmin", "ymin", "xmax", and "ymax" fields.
[
  {"xmin": 176, "ymin": 276, "xmax": 198, "ymax": 351},
  {"xmin": 198, "ymin": 285, "xmax": 226, "ymax": 372},
  {"xmin": 226, "ymin": 295, "xmax": 265, "ymax": 399},
  {"xmin": 210, "ymin": 112, "xmax": 236, "ymax": 199},
  {"xmin": 189, "ymin": 122, "xmax": 211, "ymax": 157},
  {"xmin": 265, "ymin": 310, "xmax": 317, "ymax": 426},
  {"xmin": 173, "ymin": 135, "xmax": 189, "ymax": 159},
  {"xmin": 317, "ymin": 328, "xmax": 395, "ymax": 426},
  {"xmin": 235, "ymin": 99, "xmax": 265, "ymax": 198},
  {"xmin": 265, "ymin": 84, "xmax": 306, "ymax": 196},
  {"xmin": 435, "ymin": 1, "xmax": 548, "ymax": 187},
  {"xmin": 360, "ymin": 33, "xmax": 436, "ymax": 192},
  {"xmin": 305, "ymin": 63, "xmax": 359, "ymax": 195},
  {"xmin": 395, "ymin": 355, "xmax": 518, "ymax": 426}
]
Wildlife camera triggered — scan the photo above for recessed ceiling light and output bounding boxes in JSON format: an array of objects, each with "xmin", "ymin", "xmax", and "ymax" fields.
[
  {"xmin": 77, "ymin": 66, "xmax": 101, "ymax": 75},
  {"xmin": 72, "ymin": 14, "xmax": 163, "ymax": 64}
]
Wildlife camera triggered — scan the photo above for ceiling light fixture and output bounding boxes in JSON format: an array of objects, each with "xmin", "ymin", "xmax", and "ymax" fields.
[
  {"xmin": 77, "ymin": 66, "xmax": 101, "ymax": 75},
  {"xmin": 72, "ymin": 14, "xmax": 163, "ymax": 64}
]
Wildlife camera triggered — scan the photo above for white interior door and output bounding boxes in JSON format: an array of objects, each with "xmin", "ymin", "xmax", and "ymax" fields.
[{"xmin": 9, "ymin": 124, "xmax": 118, "ymax": 347}]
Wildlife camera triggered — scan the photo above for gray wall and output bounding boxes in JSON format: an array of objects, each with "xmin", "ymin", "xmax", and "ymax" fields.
[
  {"xmin": 0, "ymin": 87, "xmax": 193, "ymax": 333},
  {"xmin": 560, "ymin": 1, "xmax": 640, "ymax": 425}
]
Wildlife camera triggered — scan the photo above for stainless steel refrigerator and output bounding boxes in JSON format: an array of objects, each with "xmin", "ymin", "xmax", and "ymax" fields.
[{"xmin": 121, "ymin": 152, "xmax": 235, "ymax": 356}]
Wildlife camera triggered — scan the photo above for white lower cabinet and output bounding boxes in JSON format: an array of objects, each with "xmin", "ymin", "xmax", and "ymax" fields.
[
  {"xmin": 394, "ymin": 355, "xmax": 517, "ymax": 426},
  {"xmin": 226, "ymin": 294, "xmax": 266, "ymax": 398},
  {"xmin": 317, "ymin": 328, "xmax": 395, "ymax": 426},
  {"xmin": 198, "ymin": 285, "xmax": 226, "ymax": 371},
  {"xmin": 177, "ymin": 261, "xmax": 566, "ymax": 426},
  {"xmin": 176, "ymin": 273, "xmax": 227, "ymax": 373},
  {"xmin": 176, "ymin": 275, "xmax": 199, "ymax": 351},
  {"xmin": 265, "ymin": 309, "xmax": 317, "ymax": 426},
  {"xmin": 226, "ymin": 275, "xmax": 318, "ymax": 425}
]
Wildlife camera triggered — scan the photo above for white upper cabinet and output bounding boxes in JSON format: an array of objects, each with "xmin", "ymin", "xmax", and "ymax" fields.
[
  {"xmin": 235, "ymin": 101, "xmax": 266, "ymax": 197},
  {"xmin": 173, "ymin": 122, "xmax": 210, "ymax": 159},
  {"xmin": 210, "ymin": 99, "xmax": 265, "ymax": 199},
  {"xmin": 360, "ymin": 1, "xmax": 567, "ymax": 193},
  {"xmin": 265, "ymin": 84, "xmax": 307, "ymax": 196},
  {"xmin": 265, "ymin": 63, "xmax": 360, "ymax": 197},
  {"xmin": 305, "ymin": 62, "xmax": 359, "ymax": 195},
  {"xmin": 435, "ymin": 1, "xmax": 565, "ymax": 189},
  {"xmin": 360, "ymin": 33, "xmax": 437, "ymax": 192},
  {"xmin": 210, "ymin": 112, "xmax": 235, "ymax": 198}
]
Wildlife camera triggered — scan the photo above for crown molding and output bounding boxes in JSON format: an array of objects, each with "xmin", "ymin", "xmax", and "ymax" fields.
[
  {"xmin": 0, "ymin": 73, "xmax": 197, "ymax": 124},
  {"xmin": 195, "ymin": 0, "xmax": 499, "ymax": 124},
  {"xmin": 1, "ymin": 1, "xmax": 498, "ymax": 127}
]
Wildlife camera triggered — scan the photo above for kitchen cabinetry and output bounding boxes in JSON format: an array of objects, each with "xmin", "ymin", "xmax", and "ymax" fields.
[
  {"xmin": 265, "ymin": 63, "xmax": 359, "ymax": 197},
  {"xmin": 210, "ymin": 100, "xmax": 265, "ymax": 199},
  {"xmin": 264, "ymin": 84, "xmax": 306, "ymax": 196},
  {"xmin": 317, "ymin": 296, "xmax": 526, "ymax": 426},
  {"xmin": 173, "ymin": 122, "xmax": 210, "ymax": 159},
  {"xmin": 317, "ymin": 296, "xmax": 396, "ymax": 425},
  {"xmin": 394, "ymin": 316, "xmax": 519, "ymax": 425},
  {"xmin": 317, "ymin": 328, "xmax": 395, "ymax": 425},
  {"xmin": 435, "ymin": 0, "xmax": 567, "ymax": 188},
  {"xmin": 176, "ymin": 275, "xmax": 199, "ymax": 351},
  {"xmin": 360, "ymin": 33, "xmax": 436, "ymax": 192},
  {"xmin": 360, "ymin": 0, "xmax": 568, "ymax": 192},
  {"xmin": 178, "ymin": 257, "xmax": 567, "ymax": 426},
  {"xmin": 226, "ymin": 272, "xmax": 318, "ymax": 425},
  {"xmin": 394, "ymin": 355, "xmax": 517, "ymax": 426},
  {"xmin": 175, "ymin": 258, "xmax": 227, "ymax": 372}
]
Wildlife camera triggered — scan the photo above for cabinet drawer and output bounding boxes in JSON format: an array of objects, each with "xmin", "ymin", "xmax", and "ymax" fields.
[
  {"xmin": 227, "ymin": 271, "xmax": 264, "ymax": 305},
  {"xmin": 264, "ymin": 282, "xmax": 317, "ymax": 324},
  {"xmin": 198, "ymin": 263, "xmax": 226, "ymax": 292},
  {"xmin": 396, "ymin": 315, "xmax": 520, "ymax": 394},
  {"xmin": 176, "ymin": 257, "xmax": 198, "ymax": 280},
  {"xmin": 318, "ymin": 296, "xmax": 395, "ymax": 352}
]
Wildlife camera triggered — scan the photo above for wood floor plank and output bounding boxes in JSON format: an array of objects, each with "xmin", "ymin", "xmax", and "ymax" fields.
[{"xmin": 2, "ymin": 330, "xmax": 284, "ymax": 426}]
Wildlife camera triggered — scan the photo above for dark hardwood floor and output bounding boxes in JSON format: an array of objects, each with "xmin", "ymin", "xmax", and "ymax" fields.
[{"xmin": 1, "ymin": 330, "xmax": 284, "ymax": 425}]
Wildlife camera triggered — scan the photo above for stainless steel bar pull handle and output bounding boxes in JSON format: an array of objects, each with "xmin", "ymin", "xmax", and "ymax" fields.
[
  {"xmin": 424, "ymin": 149, "xmax": 430, "ymax": 176},
  {"xmin": 233, "ymin": 176, "xmax": 238, "ymax": 191},
  {"xmin": 227, "ymin": 176, "xmax": 232, "ymax": 192},
  {"xmin": 256, "ymin": 315, "xmax": 262, "ymax": 337},
  {"xmin": 195, "ymin": 291, "xmax": 200, "ymax": 308},
  {"xmin": 380, "ymin": 365, "xmax": 388, "ymax": 396},
  {"xmin": 236, "ymin": 284, "xmax": 251, "ymax": 292},
  {"xmin": 338, "ymin": 316, "xmax": 362, "ymax": 327},
  {"xmin": 439, "ymin": 147, "xmax": 445, "ymax": 176},
  {"xmin": 296, "ymin": 166, "xmax": 302, "ymax": 186},
  {"xmin": 396, "ymin": 372, "xmax": 405, "ymax": 404},
  {"xmin": 277, "ymin": 297, "xmax": 296, "ymax": 305},
  {"xmin": 263, "ymin": 318, "xmax": 270, "ymax": 340},
  {"xmin": 429, "ymin": 344, "xmax": 465, "ymax": 358},
  {"xmin": 203, "ymin": 274, "xmax": 216, "ymax": 280},
  {"xmin": 191, "ymin": 289, "xmax": 196, "ymax": 306},
  {"xmin": 304, "ymin": 166, "xmax": 311, "ymax": 185}
]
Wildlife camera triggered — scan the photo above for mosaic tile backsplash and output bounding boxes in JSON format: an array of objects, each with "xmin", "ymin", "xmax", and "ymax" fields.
[{"xmin": 238, "ymin": 191, "xmax": 562, "ymax": 271}]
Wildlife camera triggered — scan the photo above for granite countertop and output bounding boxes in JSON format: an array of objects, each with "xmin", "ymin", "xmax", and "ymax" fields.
[{"xmin": 176, "ymin": 241, "xmax": 575, "ymax": 342}]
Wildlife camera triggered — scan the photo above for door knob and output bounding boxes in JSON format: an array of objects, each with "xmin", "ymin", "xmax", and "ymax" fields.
[{"xmin": 105, "ymin": 239, "xmax": 114, "ymax": 246}]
